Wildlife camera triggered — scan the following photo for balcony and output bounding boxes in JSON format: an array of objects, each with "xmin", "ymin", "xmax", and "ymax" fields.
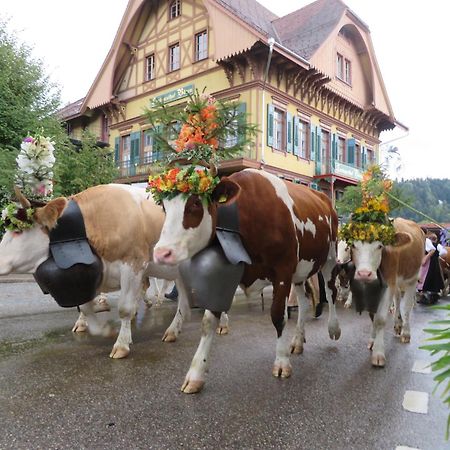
[{"xmin": 315, "ymin": 159, "xmax": 363, "ymax": 182}]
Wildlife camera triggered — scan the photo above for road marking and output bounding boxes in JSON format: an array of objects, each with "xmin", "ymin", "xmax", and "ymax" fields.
[
  {"xmin": 396, "ymin": 446, "xmax": 420, "ymax": 450},
  {"xmin": 402, "ymin": 390, "xmax": 429, "ymax": 414},
  {"xmin": 412, "ymin": 360, "xmax": 432, "ymax": 374}
]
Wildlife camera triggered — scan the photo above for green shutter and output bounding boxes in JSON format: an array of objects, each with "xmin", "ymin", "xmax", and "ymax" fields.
[
  {"xmin": 286, "ymin": 112, "xmax": 293, "ymax": 153},
  {"xmin": 316, "ymin": 126, "xmax": 322, "ymax": 162},
  {"xmin": 293, "ymin": 116, "xmax": 299, "ymax": 156},
  {"xmin": 267, "ymin": 104, "xmax": 274, "ymax": 146},
  {"xmin": 347, "ymin": 138, "xmax": 355, "ymax": 165},
  {"xmin": 331, "ymin": 133, "xmax": 337, "ymax": 170},
  {"xmin": 114, "ymin": 137, "xmax": 120, "ymax": 163},
  {"xmin": 153, "ymin": 125, "xmax": 162, "ymax": 161},
  {"xmin": 362, "ymin": 145, "xmax": 367, "ymax": 169},
  {"xmin": 310, "ymin": 127, "xmax": 316, "ymax": 161}
]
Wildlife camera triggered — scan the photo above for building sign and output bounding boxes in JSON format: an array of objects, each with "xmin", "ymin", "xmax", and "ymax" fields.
[
  {"xmin": 334, "ymin": 161, "xmax": 363, "ymax": 180},
  {"xmin": 150, "ymin": 84, "xmax": 195, "ymax": 106}
]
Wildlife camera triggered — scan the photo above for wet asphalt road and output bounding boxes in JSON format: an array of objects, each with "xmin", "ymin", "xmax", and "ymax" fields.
[{"xmin": 0, "ymin": 281, "xmax": 448, "ymax": 450}]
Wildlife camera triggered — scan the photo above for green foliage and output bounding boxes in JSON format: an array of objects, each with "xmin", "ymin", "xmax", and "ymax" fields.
[
  {"xmin": 420, "ymin": 304, "xmax": 450, "ymax": 440},
  {"xmin": 336, "ymin": 178, "xmax": 445, "ymax": 223},
  {"xmin": 53, "ymin": 131, "xmax": 118, "ymax": 197}
]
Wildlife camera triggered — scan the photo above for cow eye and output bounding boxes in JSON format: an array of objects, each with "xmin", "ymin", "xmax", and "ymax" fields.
[{"xmin": 377, "ymin": 244, "xmax": 383, "ymax": 249}]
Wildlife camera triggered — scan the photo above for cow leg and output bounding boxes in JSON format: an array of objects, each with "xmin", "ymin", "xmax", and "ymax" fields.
[
  {"xmin": 272, "ymin": 280, "xmax": 292, "ymax": 378},
  {"xmin": 216, "ymin": 312, "xmax": 230, "ymax": 335},
  {"xmin": 162, "ymin": 278, "xmax": 191, "ymax": 342},
  {"xmin": 72, "ymin": 311, "xmax": 88, "ymax": 333},
  {"xmin": 290, "ymin": 283, "xmax": 309, "ymax": 354},
  {"xmin": 181, "ymin": 310, "xmax": 220, "ymax": 394},
  {"xmin": 110, "ymin": 267, "xmax": 143, "ymax": 359},
  {"xmin": 370, "ymin": 289, "xmax": 393, "ymax": 367},
  {"xmin": 399, "ymin": 283, "xmax": 416, "ymax": 343},
  {"xmin": 322, "ymin": 264, "xmax": 341, "ymax": 340},
  {"xmin": 77, "ymin": 300, "xmax": 115, "ymax": 337},
  {"xmin": 393, "ymin": 289, "xmax": 403, "ymax": 336}
]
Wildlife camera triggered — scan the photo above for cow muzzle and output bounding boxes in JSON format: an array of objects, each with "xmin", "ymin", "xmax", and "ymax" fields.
[
  {"xmin": 153, "ymin": 247, "xmax": 178, "ymax": 265},
  {"xmin": 355, "ymin": 269, "xmax": 376, "ymax": 282}
]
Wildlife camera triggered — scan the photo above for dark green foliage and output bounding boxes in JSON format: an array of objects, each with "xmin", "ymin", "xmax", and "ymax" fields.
[
  {"xmin": 336, "ymin": 178, "xmax": 450, "ymax": 224},
  {"xmin": 53, "ymin": 131, "xmax": 118, "ymax": 197}
]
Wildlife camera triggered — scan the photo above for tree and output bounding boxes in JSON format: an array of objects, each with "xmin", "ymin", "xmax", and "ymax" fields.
[{"xmin": 53, "ymin": 131, "xmax": 118, "ymax": 197}]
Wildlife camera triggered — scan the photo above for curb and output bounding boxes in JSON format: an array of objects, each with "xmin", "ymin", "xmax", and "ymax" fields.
[{"xmin": 0, "ymin": 275, "xmax": 35, "ymax": 284}]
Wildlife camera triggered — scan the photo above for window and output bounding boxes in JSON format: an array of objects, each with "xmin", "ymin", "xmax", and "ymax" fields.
[
  {"xmin": 169, "ymin": 43, "xmax": 180, "ymax": 71},
  {"xmin": 336, "ymin": 53, "xmax": 352, "ymax": 85},
  {"xmin": 195, "ymin": 31, "xmax": 208, "ymax": 61},
  {"xmin": 321, "ymin": 130, "xmax": 330, "ymax": 167},
  {"xmin": 169, "ymin": 0, "xmax": 181, "ymax": 19},
  {"xmin": 336, "ymin": 53, "xmax": 343, "ymax": 80},
  {"xmin": 146, "ymin": 54, "xmax": 155, "ymax": 81},
  {"xmin": 337, "ymin": 137, "xmax": 345, "ymax": 162},
  {"xmin": 367, "ymin": 148, "xmax": 374, "ymax": 165},
  {"xmin": 273, "ymin": 108, "xmax": 285, "ymax": 151},
  {"xmin": 122, "ymin": 135, "xmax": 131, "ymax": 163},
  {"xmin": 299, "ymin": 120, "xmax": 308, "ymax": 159},
  {"xmin": 143, "ymin": 131, "xmax": 153, "ymax": 163}
]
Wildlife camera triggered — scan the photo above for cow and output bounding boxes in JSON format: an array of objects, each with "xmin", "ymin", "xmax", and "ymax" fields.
[
  {"xmin": 439, "ymin": 248, "xmax": 450, "ymax": 297},
  {"xmin": 0, "ymin": 184, "xmax": 192, "ymax": 358},
  {"xmin": 153, "ymin": 168, "xmax": 341, "ymax": 393},
  {"xmin": 341, "ymin": 218, "xmax": 424, "ymax": 367},
  {"xmin": 336, "ymin": 240, "xmax": 352, "ymax": 308}
]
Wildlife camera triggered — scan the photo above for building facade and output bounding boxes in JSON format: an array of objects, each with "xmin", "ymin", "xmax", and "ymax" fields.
[{"xmin": 60, "ymin": 0, "xmax": 401, "ymax": 203}]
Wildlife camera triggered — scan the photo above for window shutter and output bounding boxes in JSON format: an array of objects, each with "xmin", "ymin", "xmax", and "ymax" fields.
[
  {"xmin": 310, "ymin": 127, "xmax": 316, "ymax": 161},
  {"xmin": 114, "ymin": 137, "xmax": 120, "ymax": 163},
  {"xmin": 286, "ymin": 112, "xmax": 293, "ymax": 153},
  {"xmin": 331, "ymin": 133, "xmax": 337, "ymax": 170},
  {"xmin": 347, "ymin": 138, "xmax": 355, "ymax": 165},
  {"xmin": 267, "ymin": 104, "xmax": 274, "ymax": 147},
  {"xmin": 130, "ymin": 131, "xmax": 140, "ymax": 163},
  {"xmin": 293, "ymin": 116, "xmax": 299, "ymax": 156},
  {"xmin": 362, "ymin": 145, "xmax": 367, "ymax": 169},
  {"xmin": 316, "ymin": 126, "xmax": 322, "ymax": 162}
]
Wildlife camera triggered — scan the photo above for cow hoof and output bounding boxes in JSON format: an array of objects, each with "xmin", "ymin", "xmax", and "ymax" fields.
[
  {"xmin": 216, "ymin": 326, "xmax": 229, "ymax": 335},
  {"xmin": 328, "ymin": 326, "xmax": 341, "ymax": 340},
  {"xmin": 400, "ymin": 335, "xmax": 411, "ymax": 344},
  {"xmin": 72, "ymin": 321, "xmax": 88, "ymax": 333},
  {"xmin": 109, "ymin": 346, "xmax": 130, "ymax": 359},
  {"xmin": 367, "ymin": 339, "xmax": 374, "ymax": 350},
  {"xmin": 344, "ymin": 301, "xmax": 352, "ymax": 309},
  {"xmin": 371, "ymin": 353, "xmax": 385, "ymax": 367},
  {"xmin": 162, "ymin": 330, "xmax": 177, "ymax": 342},
  {"xmin": 290, "ymin": 344, "xmax": 303, "ymax": 355},
  {"xmin": 181, "ymin": 379, "xmax": 204, "ymax": 394},
  {"xmin": 272, "ymin": 364, "xmax": 292, "ymax": 378},
  {"xmin": 93, "ymin": 299, "xmax": 111, "ymax": 313}
]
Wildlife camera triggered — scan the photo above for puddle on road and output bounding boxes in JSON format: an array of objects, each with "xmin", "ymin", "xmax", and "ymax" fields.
[{"xmin": 0, "ymin": 327, "xmax": 72, "ymax": 357}]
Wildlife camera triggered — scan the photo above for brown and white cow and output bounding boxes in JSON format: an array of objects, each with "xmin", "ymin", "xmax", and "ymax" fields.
[
  {"xmin": 439, "ymin": 247, "xmax": 450, "ymax": 297},
  {"xmin": 0, "ymin": 184, "xmax": 191, "ymax": 357},
  {"xmin": 153, "ymin": 168, "xmax": 341, "ymax": 393},
  {"xmin": 342, "ymin": 218, "xmax": 424, "ymax": 367}
]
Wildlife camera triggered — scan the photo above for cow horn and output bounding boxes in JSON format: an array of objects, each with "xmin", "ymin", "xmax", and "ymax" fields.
[{"xmin": 13, "ymin": 186, "xmax": 31, "ymax": 208}]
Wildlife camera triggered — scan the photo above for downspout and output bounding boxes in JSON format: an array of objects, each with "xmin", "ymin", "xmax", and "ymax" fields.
[{"xmin": 261, "ymin": 37, "xmax": 275, "ymax": 165}]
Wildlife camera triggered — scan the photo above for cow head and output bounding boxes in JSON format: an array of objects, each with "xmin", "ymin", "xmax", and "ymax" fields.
[
  {"xmin": 153, "ymin": 177, "xmax": 241, "ymax": 265},
  {"xmin": 0, "ymin": 192, "xmax": 67, "ymax": 275},
  {"xmin": 350, "ymin": 232, "xmax": 413, "ymax": 282}
]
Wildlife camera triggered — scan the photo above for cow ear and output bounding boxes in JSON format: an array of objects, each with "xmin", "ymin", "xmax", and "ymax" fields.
[
  {"xmin": 34, "ymin": 198, "xmax": 68, "ymax": 229},
  {"xmin": 392, "ymin": 232, "xmax": 412, "ymax": 248},
  {"xmin": 211, "ymin": 178, "xmax": 241, "ymax": 205}
]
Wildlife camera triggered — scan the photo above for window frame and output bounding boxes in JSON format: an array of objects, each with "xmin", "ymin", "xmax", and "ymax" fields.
[
  {"xmin": 273, "ymin": 107, "xmax": 286, "ymax": 151},
  {"xmin": 168, "ymin": 42, "xmax": 180, "ymax": 72},
  {"xmin": 336, "ymin": 52, "xmax": 352, "ymax": 85},
  {"xmin": 121, "ymin": 134, "xmax": 131, "ymax": 164},
  {"xmin": 194, "ymin": 30, "xmax": 208, "ymax": 62},
  {"xmin": 145, "ymin": 53, "xmax": 155, "ymax": 81},
  {"xmin": 298, "ymin": 119, "xmax": 309, "ymax": 159},
  {"xmin": 169, "ymin": 0, "xmax": 181, "ymax": 20}
]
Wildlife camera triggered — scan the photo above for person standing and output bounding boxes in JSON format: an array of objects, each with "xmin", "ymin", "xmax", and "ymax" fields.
[{"xmin": 417, "ymin": 233, "xmax": 448, "ymax": 305}]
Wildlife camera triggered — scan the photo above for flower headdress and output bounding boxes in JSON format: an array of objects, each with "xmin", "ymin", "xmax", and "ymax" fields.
[
  {"xmin": 1, "ymin": 134, "xmax": 55, "ymax": 233},
  {"xmin": 146, "ymin": 89, "xmax": 257, "ymax": 204},
  {"xmin": 339, "ymin": 165, "xmax": 396, "ymax": 245}
]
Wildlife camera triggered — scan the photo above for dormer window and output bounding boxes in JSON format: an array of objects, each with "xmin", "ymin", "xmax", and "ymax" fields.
[
  {"xmin": 169, "ymin": 0, "xmax": 181, "ymax": 19},
  {"xmin": 336, "ymin": 52, "xmax": 352, "ymax": 85}
]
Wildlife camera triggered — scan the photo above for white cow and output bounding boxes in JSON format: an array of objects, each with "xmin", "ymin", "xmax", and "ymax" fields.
[{"xmin": 0, "ymin": 185, "xmax": 191, "ymax": 357}]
